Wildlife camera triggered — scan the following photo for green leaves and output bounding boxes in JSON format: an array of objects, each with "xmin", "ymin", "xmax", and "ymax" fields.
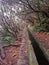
[
  {"xmin": 0, "ymin": 36, "xmax": 15, "ymax": 44},
  {"xmin": 33, "ymin": 17, "xmax": 49, "ymax": 32}
]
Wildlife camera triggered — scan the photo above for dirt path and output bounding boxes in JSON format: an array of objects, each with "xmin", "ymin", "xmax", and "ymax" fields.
[{"xmin": 17, "ymin": 27, "xmax": 29, "ymax": 65}]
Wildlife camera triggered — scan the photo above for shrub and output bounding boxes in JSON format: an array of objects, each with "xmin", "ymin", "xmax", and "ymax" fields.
[{"xmin": 33, "ymin": 17, "xmax": 49, "ymax": 32}]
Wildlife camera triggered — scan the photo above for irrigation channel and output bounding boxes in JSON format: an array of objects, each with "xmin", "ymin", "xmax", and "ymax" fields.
[{"xmin": 28, "ymin": 29, "xmax": 49, "ymax": 65}]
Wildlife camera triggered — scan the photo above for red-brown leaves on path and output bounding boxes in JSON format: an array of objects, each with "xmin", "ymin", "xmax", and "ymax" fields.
[{"xmin": 32, "ymin": 31, "xmax": 49, "ymax": 52}]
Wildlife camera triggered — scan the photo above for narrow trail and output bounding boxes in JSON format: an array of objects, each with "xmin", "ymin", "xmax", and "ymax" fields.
[{"xmin": 17, "ymin": 27, "xmax": 29, "ymax": 65}]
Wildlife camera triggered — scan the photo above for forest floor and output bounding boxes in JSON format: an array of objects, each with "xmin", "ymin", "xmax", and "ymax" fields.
[
  {"xmin": 0, "ymin": 24, "xmax": 49, "ymax": 65},
  {"xmin": 28, "ymin": 25, "xmax": 49, "ymax": 57},
  {"xmin": 0, "ymin": 26, "xmax": 29, "ymax": 65},
  {"xmin": 31, "ymin": 31, "xmax": 49, "ymax": 58}
]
